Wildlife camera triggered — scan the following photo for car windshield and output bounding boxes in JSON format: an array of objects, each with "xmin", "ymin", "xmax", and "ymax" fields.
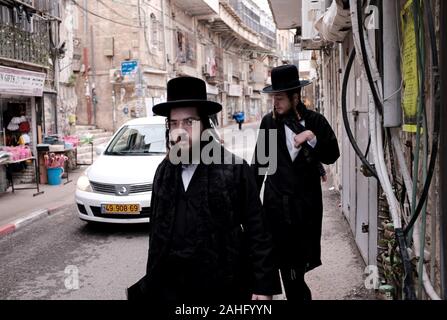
[{"xmin": 105, "ymin": 124, "xmax": 166, "ymax": 156}]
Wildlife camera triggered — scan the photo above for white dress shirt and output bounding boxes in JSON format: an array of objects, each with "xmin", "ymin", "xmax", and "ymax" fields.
[
  {"xmin": 181, "ymin": 164, "xmax": 199, "ymax": 191},
  {"xmin": 284, "ymin": 120, "xmax": 318, "ymax": 162}
]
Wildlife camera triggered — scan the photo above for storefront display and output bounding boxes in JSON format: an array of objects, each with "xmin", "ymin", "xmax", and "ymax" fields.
[
  {"xmin": 0, "ymin": 146, "xmax": 32, "ymax": 162},
  {"xmin": 0, "ymin": 66, "xmax": 46, "ymax": 194}
]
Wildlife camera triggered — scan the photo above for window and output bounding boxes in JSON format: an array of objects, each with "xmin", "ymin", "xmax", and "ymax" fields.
[
  {"xmin": 176, "ymin": 29, "xmax": 196, "ymax": 66},
  {"xmin": 105, "ymin": 125, "xmax": 166, "ymax": 155},
  {"xmin": 0, "ymin": 5, "xmax": 13, "ymax": 25}
]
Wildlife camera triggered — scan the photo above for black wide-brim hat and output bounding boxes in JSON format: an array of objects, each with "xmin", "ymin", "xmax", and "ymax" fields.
[
  {"xmin": 262, "ymin": 64, "xmax": 312, "ymax": 93},
  {"xmin": 153, "ymin": 76, "xmax": 222, "ymax": 117}
]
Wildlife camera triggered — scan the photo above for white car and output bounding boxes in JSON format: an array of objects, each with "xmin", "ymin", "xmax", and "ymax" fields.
[{"xmin": 75, "ymin": 116, "xmax": 167, "ymax": 224}]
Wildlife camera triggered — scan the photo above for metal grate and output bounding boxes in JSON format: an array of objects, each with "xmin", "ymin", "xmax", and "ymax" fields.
[{"xmin": 90, "ymin": 181, "xmax": 152, "ymax": 195}]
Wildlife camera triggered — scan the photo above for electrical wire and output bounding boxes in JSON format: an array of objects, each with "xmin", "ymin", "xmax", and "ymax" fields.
[
  {"xmin": 403, "ymin": 0, "xmax": 442, "ymax": 239},
  {"xmin": 71, "ymin": 0, "xmax": 142, "ymax": 29},
  {"xmin": 341, "ymin": 49, "xmax": 379, "ymax": 179},
  {"xmin": 97, "ymin": 0, "xmax": 130, "ymax": 20},
  {"xmin": 355, "ymin": 0, "xmax": 383, "ymax": 115},
  {"xmin": 350, "ymin": 0, "xmax": 416, "ymax": 299}
]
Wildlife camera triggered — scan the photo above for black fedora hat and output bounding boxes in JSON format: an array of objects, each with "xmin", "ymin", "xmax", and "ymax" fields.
[
  {"xmin": 153, "ymin": 77, "xmax": 222, "ymax": 117},
  {"xmin": 262, "ymin": 64, "xmax": 311, "ymax": 94}
]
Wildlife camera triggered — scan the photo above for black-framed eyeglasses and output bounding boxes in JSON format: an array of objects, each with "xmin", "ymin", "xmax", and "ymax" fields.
[{"xmin": 166, "ymin": 117, "xmax": 201, "ymax": 129}]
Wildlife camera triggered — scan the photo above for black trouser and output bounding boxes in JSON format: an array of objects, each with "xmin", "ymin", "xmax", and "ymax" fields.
[{"xmin": 280, "ymin": 267, "xmax": 312, "ymax": 301}]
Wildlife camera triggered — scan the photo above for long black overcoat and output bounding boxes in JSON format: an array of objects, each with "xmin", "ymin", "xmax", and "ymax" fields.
[
  {"xmin": 252, "ymin": 110, "xmax": 340, "ymax": 272},
  {"xmin": 128, "ymin": 144, "xmax": 281, "ymax": 302}
]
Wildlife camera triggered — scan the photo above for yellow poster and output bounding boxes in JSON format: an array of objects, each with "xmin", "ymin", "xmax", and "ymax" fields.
[{"xmin": 401, "ymin": 0, "xmax": 418, "ymax": 133}]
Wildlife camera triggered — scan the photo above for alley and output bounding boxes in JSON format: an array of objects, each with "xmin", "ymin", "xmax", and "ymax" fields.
[
  {"xmin": 0, "ymin": 189, "xmax": 371, "ymax": 300},
  {"xmin": 1, "ymin": 0, "xmax": 445, "ymax": 303},
  {"xmin": 0, "ymin": 120, "xmax": 373, "ymax": 300}
]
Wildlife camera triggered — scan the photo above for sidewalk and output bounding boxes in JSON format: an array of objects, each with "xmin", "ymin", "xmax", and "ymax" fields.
[
  {"xmin": 275, "ymin": 190, "xmax": 376, "ymax": 300},
  {"xmin": 0, "ymin": 166, "xmax": 85, "ymax": 229}
]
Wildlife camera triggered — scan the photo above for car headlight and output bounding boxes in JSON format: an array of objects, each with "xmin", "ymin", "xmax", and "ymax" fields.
[{"xmin": 77, "ymin": 174, "xmax": 92, "ymax": 192}]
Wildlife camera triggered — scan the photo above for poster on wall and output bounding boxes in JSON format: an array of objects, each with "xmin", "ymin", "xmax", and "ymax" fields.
[{"xmin": 401, "ymin": 0, "xmax": 419, "ymax": 133}]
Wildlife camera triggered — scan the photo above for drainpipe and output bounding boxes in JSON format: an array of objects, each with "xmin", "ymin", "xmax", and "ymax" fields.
[
  {"xmin": 90, "ymin": 25, "xmax": 97, "ymax": 126},
  {"xmin": 160, "ymin": 0, "xmax": 167, "ymax": 71},
  {"xmin": 382, "ymin": 0, "xmax": 402, "ymax": 128},
  {"xmin": 440, "ymin": 0, "xmax": 447, "ymax": 300},
  {"xmin": 83, "ymin": 0, "xmax": 92, "ymax": 125}
]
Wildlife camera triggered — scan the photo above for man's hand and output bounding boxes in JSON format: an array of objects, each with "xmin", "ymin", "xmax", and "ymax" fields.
[
  {"xmin": 294, "ymin": 130, "xmax": 316, "ymax": 148},
  {"xmin": 252, "ymin": 294, "xmax": 273, "ymax": 301}
]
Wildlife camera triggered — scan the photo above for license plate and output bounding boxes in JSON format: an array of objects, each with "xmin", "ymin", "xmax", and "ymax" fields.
[{"xmin": 101, "ymin": 204, "xmax": 141, "ymax": 215}]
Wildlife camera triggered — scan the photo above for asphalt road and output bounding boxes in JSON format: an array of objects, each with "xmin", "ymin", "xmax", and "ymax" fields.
[{"xmin": 0, "ymin": 206, "xmax": 149, "ymax": 300}]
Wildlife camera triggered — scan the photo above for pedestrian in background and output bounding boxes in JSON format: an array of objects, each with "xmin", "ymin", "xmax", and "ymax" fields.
[
  {"xmin": 251, "ymin": 65, "xmax": 340, "ymax": 300},
  {"xmin": 233, "ymin": 111, "xmax": 245, "ymax": 131}
]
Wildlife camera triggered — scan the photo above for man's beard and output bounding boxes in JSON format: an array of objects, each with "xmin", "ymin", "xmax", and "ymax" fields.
[{"xmin": 168, "ymin": 135, "xmax": 202, "ymax": 165}]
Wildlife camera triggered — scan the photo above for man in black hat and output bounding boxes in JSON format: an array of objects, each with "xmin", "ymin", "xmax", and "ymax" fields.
[
  {"xmin": 127, "ymin": 76, "xmax": 281, "ymax": 303},
  {"xmin": 251, "ymin": 65, "xmax": 340, "ymax": 300}
]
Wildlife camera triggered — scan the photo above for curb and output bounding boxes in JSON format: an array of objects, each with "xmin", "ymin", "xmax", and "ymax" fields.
[{"xmin": 0, "ymin": 204, "xmax": 70, "ymax": 239}]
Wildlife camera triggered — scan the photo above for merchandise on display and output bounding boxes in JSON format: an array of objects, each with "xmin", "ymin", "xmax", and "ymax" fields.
[{"xmin": 0, "ymin": 146, "xmax": 33, "ymax": 162}]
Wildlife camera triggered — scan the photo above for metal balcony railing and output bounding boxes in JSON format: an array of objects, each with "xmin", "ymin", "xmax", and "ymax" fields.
[
  {"xmin": 17, "ymin": 0, "xmax": 61, "ymax": 18},
  {"xmin": 226, "ymin": 0, "xmax": 277, "ymax": 50},
  {"xmin": 0, "ymin": 20, "xmax": 51, "ymax": 66}
]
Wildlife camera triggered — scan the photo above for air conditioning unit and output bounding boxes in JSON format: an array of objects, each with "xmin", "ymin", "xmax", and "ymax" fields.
[
  {"xmin": 241, "ymin": 72, "xmax": 247, "ymax": 82},
  {"xmin": 244, "ymin": 86, "xmax": 253, "ymax": 96},
  {"xmin": 308, "ymin": 0, "xmax": 326, "ymax": 11}
]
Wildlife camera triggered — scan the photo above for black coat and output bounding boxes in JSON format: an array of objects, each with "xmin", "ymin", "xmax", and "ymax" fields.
[
  {"xmin": 128, "ymin": 144, "xmax": 281, "ymax": 302},
  {"xmin": 251, "ymin": 110, "xmax": 340, "ymax": 272}
]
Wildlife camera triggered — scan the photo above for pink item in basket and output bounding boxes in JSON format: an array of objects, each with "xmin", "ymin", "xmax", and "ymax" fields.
[{"xmin": 63, "ymin": 136, "xmax": 80, "ymax": 148}]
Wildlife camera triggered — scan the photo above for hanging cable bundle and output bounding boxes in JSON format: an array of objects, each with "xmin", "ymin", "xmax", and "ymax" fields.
[{"xmin": 346, "ymin": 0, "xmax": 441, "ymax": 300}]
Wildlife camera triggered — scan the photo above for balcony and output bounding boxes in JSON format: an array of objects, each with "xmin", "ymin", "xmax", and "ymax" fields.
[
  {"xmin": 0, "ymin": 21, "xmax": 51, "ymax": 67},
  {"xmin": 206, "ymin": 1, "xmax": 271, "ymax": 53},
  {"xmin": 172, "ymin": 0, "xmax": 219, "ymax": 16},
  {"xmin": 268, "ymin": 0, "xmax": 303, "ymax": 30},
  {"xmin": 15, "ymin": 0, "xmax": 61, "ymax": 19}
]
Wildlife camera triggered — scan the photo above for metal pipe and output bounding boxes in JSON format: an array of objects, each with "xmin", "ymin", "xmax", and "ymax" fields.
[
  {"xmin": 90, "ymin": 25, "xmax": 97, "ymax": 126},
  {"xmin": 382, "ymin": 0, "xmax": 402, "ymax": 127},
  {"xmin": 440, "ymin": 0, "xmax": 447, "ymax": 300},
  {"xmin": 160, "ymin": 0, "xmax": 167, "ymax": 71}
]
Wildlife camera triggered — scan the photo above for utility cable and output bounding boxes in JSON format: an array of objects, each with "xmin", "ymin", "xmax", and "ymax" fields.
[
  {"xmin": 342, "ymin": 49, "xmax": 379, "ymax": 179},
  {"xmin": 71, "ymin": 0, "xmax": 142, "ymax": 29}
]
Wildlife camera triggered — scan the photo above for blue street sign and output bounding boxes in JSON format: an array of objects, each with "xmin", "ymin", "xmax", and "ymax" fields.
[{"xmin": 121, "ymin": 60, "xmax": 138, "ymax": 75}]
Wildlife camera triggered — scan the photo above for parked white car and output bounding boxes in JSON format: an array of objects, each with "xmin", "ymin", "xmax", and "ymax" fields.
[{"xmin": 75, "ymin": 116, "xmax": 167, "ymax": 224}]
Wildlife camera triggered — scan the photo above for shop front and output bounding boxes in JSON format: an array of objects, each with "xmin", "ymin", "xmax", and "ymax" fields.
[{"xmin": 0, "ymin": 65, "xmax": 46, "ymax": 195}]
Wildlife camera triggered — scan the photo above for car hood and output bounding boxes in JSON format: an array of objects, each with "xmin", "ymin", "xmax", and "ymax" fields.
[{"xmin": 86, "ymin": 154, "xmax": 165, "ymax": 185}]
